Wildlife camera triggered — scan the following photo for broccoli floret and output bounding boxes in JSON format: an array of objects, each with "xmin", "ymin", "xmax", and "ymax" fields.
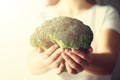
[{"xmin": 30, "ymin": 16, "xmax": 93, "ymax": 51}]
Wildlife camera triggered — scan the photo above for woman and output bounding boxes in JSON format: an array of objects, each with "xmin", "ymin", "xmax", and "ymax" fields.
[{"xmin": 28, "ymin": 0, "xmax": 120, "ymax": 80}]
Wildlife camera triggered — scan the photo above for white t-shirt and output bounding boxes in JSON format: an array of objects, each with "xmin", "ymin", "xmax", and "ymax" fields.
[{"xmin": 34, "ymin": 5, "xmax": 120, "ymax": 80}]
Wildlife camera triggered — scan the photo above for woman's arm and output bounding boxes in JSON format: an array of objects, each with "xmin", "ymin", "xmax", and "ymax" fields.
[
  {"xmin": 85, "ymin": 6, "xmax": 120, "ymax": 75},
  {"xmin": 85, "ymin": 29, "xmax": 120, "ymax": 75}
]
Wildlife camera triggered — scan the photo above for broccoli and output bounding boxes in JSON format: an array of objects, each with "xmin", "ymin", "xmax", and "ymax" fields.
[{"xmin": 30, "ymin": 16, "xmax": 93, "ymax": 51}]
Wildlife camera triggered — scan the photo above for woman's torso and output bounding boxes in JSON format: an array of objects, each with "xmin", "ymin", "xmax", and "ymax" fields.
[{"xmin": 38, "ymin": 4, "xmax": 120, "ymax": 80}]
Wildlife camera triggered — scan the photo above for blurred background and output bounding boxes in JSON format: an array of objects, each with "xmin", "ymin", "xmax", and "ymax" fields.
[
  {"xmin": 97, "ymin": 0, "xmax": 120, "ymax": 15},
  {"xmin": 0, "ymin": 0, "xmax": 42, "ymax": 80},
  {"xmin": 0, "ymin": 0, "xmax": 119, "ymax": 80}
]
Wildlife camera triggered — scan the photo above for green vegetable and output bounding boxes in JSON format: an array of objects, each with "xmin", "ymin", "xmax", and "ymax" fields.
[{"xmin": 30, "ymin": 16, "xmax": 93, "ymax": 51}]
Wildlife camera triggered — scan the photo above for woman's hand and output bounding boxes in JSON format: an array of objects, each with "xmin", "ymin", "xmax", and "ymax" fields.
[
  {"xmin": 39, "ymin": 44, "xmax": 65, "ymax": 72},
  {"xmin": 61, "ymin": 48, "xmax": 93, "ymax": 74}
]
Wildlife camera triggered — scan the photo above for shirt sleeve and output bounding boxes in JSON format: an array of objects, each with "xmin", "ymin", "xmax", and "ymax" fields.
[{"xmin": 102, "ymin": 6, "xmax": 120, "ymax": 34}]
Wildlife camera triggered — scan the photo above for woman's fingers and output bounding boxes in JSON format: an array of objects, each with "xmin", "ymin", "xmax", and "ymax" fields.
[
  {"xmin": 57, "ymin": 62, "xmax": 65, "ymax": 75},
  {"xmin": 68, "ymin": 51, "xmax": 88, "ymax": 68},
  {"xmin": 62, "ymin": 52, "xmax": 84, "ymax": 73},
  {"xmin": 72, "ymin": 48, "xmax": 91, "ymax": 63},
  {"xmin": 43, "ymin": 44, "xmax": 59, "ymax": 58},
  {"xmin": 38, "ymin": 44, "xmax": 66, "ymax": 74},
  {"xmin": 61, "ymin": 48, "xmax": 93, "ymax": 74},
  {"xmin": 46, "ymin": 48, "xmax": 64, "ymax": 64},
  {"xmin": 51, "ymin": 55, "xmax": 63, "ymax": 68},
  {"xmin": 42, "ymin": 44, "xmax": 64, "ymax": 68},
  {"xmin": 65, "ymin": 62, "xmax": 78, "ymax": 74}
]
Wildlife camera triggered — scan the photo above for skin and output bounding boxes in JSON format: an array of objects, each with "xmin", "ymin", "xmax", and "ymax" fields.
[
  {"xmin": 61, "ymin": 48, "xmax": 93, "ymax": 74},
  {"xmin": 28, "ymin": 44, "xmax": 64, "ymax": 74},
  {"xmin": 29, "ymin": 0, "xmax": 120, "ymax": 76}
]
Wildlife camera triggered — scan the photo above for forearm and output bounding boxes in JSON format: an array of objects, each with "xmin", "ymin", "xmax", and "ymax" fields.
[
  {"xmin": 85, "ymin": 29, "xmax": 120, "ymax": 75},
  {"xmin": 85, "ymin": 53, "xmax": 118, "ymax": 75}
]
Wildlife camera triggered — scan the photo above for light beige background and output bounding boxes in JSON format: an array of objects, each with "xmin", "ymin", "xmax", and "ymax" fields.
[{"xmin": 0, "ymin": 0, "xmax": 44, "ymax": 80}]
